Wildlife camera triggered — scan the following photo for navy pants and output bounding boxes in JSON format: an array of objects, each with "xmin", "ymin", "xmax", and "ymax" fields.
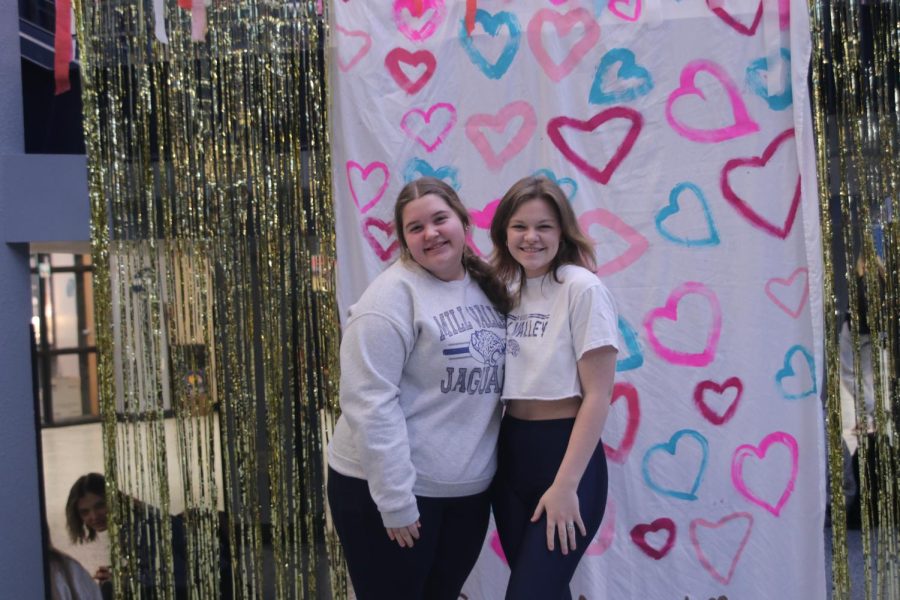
[
  {"xmin": 491, "ymin": 416, "xmax": 608, "ymax": 600},
  {"xmin": 327, "ymin": 467, "xmax": 490, "ymax": 600}
]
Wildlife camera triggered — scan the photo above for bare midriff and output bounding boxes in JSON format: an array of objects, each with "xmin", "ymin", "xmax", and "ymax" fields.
[{"xmin": 505, "ymin": 396, "xmax": 582, "ymax": 420}]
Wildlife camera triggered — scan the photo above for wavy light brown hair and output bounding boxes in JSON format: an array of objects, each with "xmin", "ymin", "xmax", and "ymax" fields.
[
  {"xmin": 490, "ymin": 175, "xmax": 597, "ymax": 295},
  {"xmin": 395, "ymin": 177, "xmax": 511, "ymax": 314}
]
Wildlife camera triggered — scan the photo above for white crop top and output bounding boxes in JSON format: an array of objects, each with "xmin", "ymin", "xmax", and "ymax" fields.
[{"xmin": 502, "ymin": 264, "xmax": 619, "ymax": 401}]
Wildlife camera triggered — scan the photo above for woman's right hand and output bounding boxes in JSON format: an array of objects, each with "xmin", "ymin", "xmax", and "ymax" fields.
[{"xmin": 386, "ymin": 520, "xmax": 421, "ymax": 548}]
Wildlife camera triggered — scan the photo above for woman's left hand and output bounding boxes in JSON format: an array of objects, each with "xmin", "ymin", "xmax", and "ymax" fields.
[{"xmin": 531, "ymin": 482, "xmax": 586, "ymax": 554}]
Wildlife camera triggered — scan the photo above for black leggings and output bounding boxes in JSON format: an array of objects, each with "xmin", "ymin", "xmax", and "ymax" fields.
[
  {"xmin": 327, "ymin": 467, "xmax": 490, "ymax": 600},
  {"xmin": 491, "ymin": 416, "xmax": 608, "ymax": 600}
]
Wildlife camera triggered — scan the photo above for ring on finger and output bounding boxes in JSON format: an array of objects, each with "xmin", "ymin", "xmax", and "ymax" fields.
[{"xmin": 566, "ymin": 523, "xmax": 575, "ymax": 530}]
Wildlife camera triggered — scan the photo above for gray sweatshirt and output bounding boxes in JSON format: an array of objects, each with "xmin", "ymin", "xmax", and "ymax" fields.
[{"xmin": 327, "ymin": 260, "xmax": 506, "ymax": 527}]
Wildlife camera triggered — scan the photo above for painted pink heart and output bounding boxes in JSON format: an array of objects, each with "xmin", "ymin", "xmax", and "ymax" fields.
[
  {"xmin": 489, "ymin": 530, "xmax": 507, "ymax": 564},
  {"xmin": 689, "ymin": 512, "xmax": 753, "ymax": 585},
  {"xmin": 721, "ymin": 128, "xmax": 800, "ymax": 239},
  {"xmin": 384, "ymin": 48, "xmax": 436, "ymax": 94},
  {"xmin": 731, "ymin": 431, "xmax": 799, "ymax": 516},
  {"xmin": 346, "ymin": 161, "xmax": 389, "ymax": 214},
  {"xmin": 578, "ymin": 208, "xmax": 648, "ymax": 276},
  {"xmin": 608, "ymin": 0, "xmax": 641, "ymax": 22},
  {"xmin": 603, "ymin": 382, "xmax": 640, "ymax": 464},
  {"xmin": 707, "ymin": 0, "xmax": 763, "ymax": 36},
  {"xmin": 693, "ymin": 377, "xmax": 742, "ymax": 425},
  {"xmin": 548, "ymin": 107, "xmax": 643, "ymax": 184},
  {"xmin": 765, "ymin": 267, "xmax": 809, "ymax": 318},
  {"xmin": 393, "ymin": 0, "xmax": 445, "ymax": 42},
  {"xmin": 630, "ymin": 517, "xmax": 675, "ymax": 560},
  {"xmin": 778, "ymin": 0, "xmax": 790, "ymax": 29},
  {"xmin": 465, "ymin": 101, "xmax": 537, "ymax": 171},
  {"xmin": 527, "ymin": 7, "xmax": 601, "ymax": 81},
  {"xmin": 335, "ymin": 25, "xmax": 372, "ymax": 72},
  {"xmin": 362, "ymin": 217, "xmax": 400, "ymax": 261},
  {"xmin": 585, "ymin": 498, "xmax": 616, "ymax": 555},
  {"xmin": 401, "ymin": 102, "xmax": 457, "ymax": 153},
  {"xmin": 666, "ymin": 59, "xmax": 759, "ymax": 143},
  {"xmin": 643, "ymin": 281, "xmax": 722, "ymax": 367}
]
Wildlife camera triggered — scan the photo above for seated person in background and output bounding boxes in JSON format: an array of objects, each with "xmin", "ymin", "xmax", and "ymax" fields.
[{"xmin": 66, "ymin": 472, "xmax": 232, "ymax": 599}]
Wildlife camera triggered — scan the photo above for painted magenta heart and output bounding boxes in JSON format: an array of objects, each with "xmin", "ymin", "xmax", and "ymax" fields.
[
  {"xmin": 707, "ymin": 0, "xmax": 763, "ymax": 36},
  {"xmin": 384, "ymin": 48, "xmax": 436, "ymax": 94},
  {"xmin": 578, "ymin": 208, "xmax": 649, "ymax": 276},
  {"xmin": 693, "ymin": 376, "xmax": 743, "ymax": 425},
  {"xmin": 401, "ymin": 102, "xmax": 458, "ymax": 153},
  {"xmin": 643, "ymin": 281, "xmax": 722, "ymax": 367},
  {"xmin": 731, "ymin": 431, "xmax": 799, "ymax": 517},
  {"xmin": 666, "ymin": 59, "xmax": 759, "ymax": 143},
  {"xmin": 489, "ymin": 529, "xmax": 507, "ymax": 564},
  {"xmin": 362, "ymin": 217, "xmax": 400, "ymax": 261},
  {"xmin": 469, "ymin": 198, "xmax": 500, "ymax": 229},
  {"xmin": 527, "ymin": 7, "xmax": 601, "ymax": 82},
  {"xmin": 720, "ymin": 128, "xmax": 800, "ymax": 239},
  {"xmin": 585, "ymin": 498, "xmax": 616, "ymax": 556},
  {"xmin": 603, "ymin": 382, "xmax": 640, "ymax": 464},
  {"xmin": 608, "ymin": 0, "xmax": 641, "ymax": 22},
  {"xmin": 335, "ymin": 25, "xmax": 372, "ymax": 72},
  {"xmin": 346, "ymin": 160, "xmax": 389, "ymax": 214},
  {"xmin": 764, "ymin": 267, "xmax": 809, "ymax": 318},
  {"xmin": 466, "ymin": 199, "xmax": 500, "ymax": 257},
  {"xmin": 630, "ymin": 517, "xmax": 675, "ymax": 560},
  {"xmin": 548, "ymin": 107, "xmax": 643, "ymax": 184},
  {"xmin": 393, "ymin": 0, "xmax": 445, "ymax": 42},
  {"xmin": 689, "ymin": 512, "xmax": 753, "ymax": 585},
  {"xmin": 465, "ymin": 100, "xmax": 537, "ymax": 171}
]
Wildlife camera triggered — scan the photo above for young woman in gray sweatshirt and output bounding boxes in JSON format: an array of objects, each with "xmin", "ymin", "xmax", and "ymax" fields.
[{"xmin": 327, "ymin": 177, "xmax": 511, "ymax": 600}]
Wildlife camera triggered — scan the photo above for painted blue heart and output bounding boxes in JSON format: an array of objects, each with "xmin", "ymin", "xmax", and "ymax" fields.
[
  {"xmin": 655, "ymin": 182, "xmax": 720, "ymax": 247},
  {"xmin": 532, "ymin": 168, "xmax": 578, "ymax": 201},
  {"xmin": 616, "ymin": 316, "xmax": 643, "ymax": 372},
  {"xmin": 403, "ymin": 158, "xmax": 460, "ymax": 190},
  {"xmin": 746, "ymin": 48, "xmax": 793, "ymax": 111},
  {"xmin": 776, "ymin": 344, "xmax": 817, "ymax": 400},
  {"xmin": 642, "ymin": 429, "xmax": 709, "ymax": 501},
  {"xmin": 589, "ymin": 48, "xmax": 654, "ymax": 106},
  {"xmin": 458, "ymin": 9, "xmax": 521, "ymax": 81}
]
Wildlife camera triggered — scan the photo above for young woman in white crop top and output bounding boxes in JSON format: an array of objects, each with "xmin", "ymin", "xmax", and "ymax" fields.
[
  {"xmin": 489, "ymin": 176, "xmax": 619, "ymax": 599},
  {"xmin": 327, "ymin": 177, "xmax": 512, "ymax": 600}
]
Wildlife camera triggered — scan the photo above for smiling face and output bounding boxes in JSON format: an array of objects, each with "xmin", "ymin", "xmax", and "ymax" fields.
[
  {"xmin": 400, "ymin": 193, "xmax": 467, "ymax": 281},
  {"xmin": 506, "ymin": 197, "xmax": 561, "ymax": 279},
  {"xmin": 76, "ymin": 492, "xmax": 108, "ymax": 533}
]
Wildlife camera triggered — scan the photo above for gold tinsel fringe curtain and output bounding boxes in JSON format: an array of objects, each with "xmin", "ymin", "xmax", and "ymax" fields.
[
  {"xmin": 76, "ymin": 0, "xmax": 343, "ymax": 597},
  {"xmin": 810, "ymin": 0, "xmax": 900, "ymax": 597}
]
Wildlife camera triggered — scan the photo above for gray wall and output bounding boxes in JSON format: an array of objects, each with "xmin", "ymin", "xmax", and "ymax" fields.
[{"xmin": 0, "ymin": 4, "xmax": 90, "ymax": 597}]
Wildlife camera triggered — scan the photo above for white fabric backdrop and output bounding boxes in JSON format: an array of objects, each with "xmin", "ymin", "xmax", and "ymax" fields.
[{"xmin": 329, "ymin": 0, "xmax": 825, "ymax": 597}]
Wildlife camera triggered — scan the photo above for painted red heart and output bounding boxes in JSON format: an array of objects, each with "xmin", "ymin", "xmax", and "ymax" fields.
[
  {"xmin": 630, "ymin": 517, "xmax": 676, "ymax": 560},
  {"xmin": 384, "ymin": 48, "xmax": 436, "ymax": 94},
  {"xmin": 603, "ymin": 382, "xmax": 640, "ymax": 464},
  {"xmin": 721, "ymin": 128, "xmax": 800, "ymax": 239},
  {"xmin": 693, "ymin": 377, "xmax": 743, "ymax": 425},
  {"xmin": 547, "ymin": 107, "xmax": 643, "ymax": 184},
  {"xmin": 707, "ymin": 0, "xmax": 763, "ymax": 36},
  {"xmin": 362, "ymin": 217, "xmax": 400, "ymax": 261}
]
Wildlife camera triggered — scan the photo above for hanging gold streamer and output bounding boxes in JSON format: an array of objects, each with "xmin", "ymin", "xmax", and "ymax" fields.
[
  {"xmin": 75, "ymin": 0, "xmax": 343, "ymax": 597},
  {"xmin": 809, "ymin": 0, "xmax": 899, "ymax": 597}
]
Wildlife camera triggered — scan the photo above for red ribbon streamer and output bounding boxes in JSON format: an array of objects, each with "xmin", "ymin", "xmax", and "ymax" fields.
[{"xmin": 54, "ymin": 0, "xmax": 72, "ymax": 94}]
